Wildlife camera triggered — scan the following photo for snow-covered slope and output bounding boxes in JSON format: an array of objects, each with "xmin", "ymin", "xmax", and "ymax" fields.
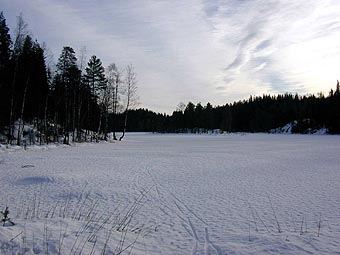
[
  {"xmin": 270, "ymin": 121, "xmax": 297, "ymax": 134},
  {"xmin": 270, "ymin": 121, "xmax": 328, "ymax": 134},
  {"xmin": 0, "ymin": 133, "xmax": 339, "ymax": 254}
]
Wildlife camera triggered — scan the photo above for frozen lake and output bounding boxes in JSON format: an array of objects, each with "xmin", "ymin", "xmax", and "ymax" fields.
[{"xmin": 0, "ymin": 133, "xmax": 340, "ymax": 254}]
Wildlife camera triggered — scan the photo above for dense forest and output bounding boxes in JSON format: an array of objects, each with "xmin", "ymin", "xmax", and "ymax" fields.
[
  {"xmin": 124, "ymin": 90, "xmax": 340, "ymax": 134},
  {"xmin": 0, "ymin": 12, "xmax": 137, "ymax": 144},
  {"xmin": 1, "ymin": 11, "xmax": 340, "ymax": 147}
]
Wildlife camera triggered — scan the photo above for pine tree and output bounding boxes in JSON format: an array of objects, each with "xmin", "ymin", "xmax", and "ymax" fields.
[
  {"xmin": 85, "ymin": 55, "xmax": 106, "ymax": 99},
  {"xmin": 26, "ymin": 41, "xmax": 49, "ymax": 142},
  {"xmin": 184, "ymin": 102, "xmax": 195, "ymax": 131},
  {"xmin": 16, "ymin": 35, "xmax": 34, "ymax": 145},
  {"xmin": 52, "ymin": 46, "xmax": 81, "ymax": 143},
  {"xmin": 0, "ymin": 11, "xmax": 11, "ymax": 80},
  {"xmin": 7, "ymin": 14, "xmax": 30, "ymax": 144},
  {"xmin": 84, "ymin": 55, "xmax": 106, "ymax": 139},
  {"xmin": 0, "ymin": 12, "xmax": 12, "ymax": 128}
]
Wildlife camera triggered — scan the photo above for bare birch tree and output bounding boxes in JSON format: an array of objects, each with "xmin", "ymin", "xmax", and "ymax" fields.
[
  {"xmin": 41, "ymin": 42, "xmax": 54, "ymax": 144},
  {"xmin": 8, "ymin": 13, "xmax": 29, "ymax": 144},
  {"xmin": 106, "ymin": 63, "xmax": 122, "ymax": 140},
  {"xmin": 98, "ymin": 82, "xmax": 110, "ymax": 140},
  {"xmin": 119, "ymin": 64, "xmax": 138, "ymax": 141},
  {"xmin": 76, "ymin": 46, "xmax": 87, "ymax": 141}
]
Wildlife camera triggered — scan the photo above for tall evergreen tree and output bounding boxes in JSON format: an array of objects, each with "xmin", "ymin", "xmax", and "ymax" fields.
[
  {"xmin": 7, "ymin": 14, "xmax": 30, "ymax": 144},
  {"xmin": 184, "ymin": 102, "xmax": 195, "ymax": 130},
  {"xmin": 16, "ymin": 35, "xmax": 34, "ymax": 145},
  {"xmin": 85, "ymin": 55, "xmax": 106, "ymax": 99},
  {"xmin": 28, "ymin": 42, "xmax": 49, "ymax": 122},
  {"xmin": 84, "ymin": 55, "xmax": 106, "ymax": 138},
  {"xmin": 0, "ymin": 11, "xmax": 12, "ymax": 128},
  {"xmin": 0, "ymin": 12, "xmax": 11, "ymax": 81},
  {"xmin": 52, "ymin": 46, "xmax": 81, "ymax": 143}
]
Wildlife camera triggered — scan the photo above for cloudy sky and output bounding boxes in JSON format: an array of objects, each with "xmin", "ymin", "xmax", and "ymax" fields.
[{"xmin": 2, "ymin": 0, "xmax": 340, "ymax": 113}]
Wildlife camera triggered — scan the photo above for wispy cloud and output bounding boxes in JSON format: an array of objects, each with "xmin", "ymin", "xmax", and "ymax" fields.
[
  {"xmin": 207, "ymin": 0, "xmax": 340, "ymax": 98},
  {"xmin": 2, "ymin": 0, "xmax": 340, "ymax": 112}
]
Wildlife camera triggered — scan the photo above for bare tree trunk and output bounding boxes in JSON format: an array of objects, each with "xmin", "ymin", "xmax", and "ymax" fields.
[
  {"xmin": 119, "ymin": 96, "xmax": 130, "ymax": 141},
  {"xmin": 107, "ymin": 64, "xmax": 121, "ymax": 141},
  {"xmin": 53, "ymin": 88, "xmax": 61, "ymax": 143},
  {"xmin": 77, "ymin": 98, "xmax": 82, "ymax": 142},
  {"xmin": 119, "ymin": 93, "xmax": 130, "ymax": 142},
  {"xmin": 113, "ymin": 81, "xmax": 119, "ymax": 140},
  {"xmin": 64, "ymin": 83, "xmax": 69, "ymax": 145},
  {"xmin": 112, "ymin": 92, "xmax": 116, "ymax": 140},
  {"xmin": 104, "ymin": 106, "xmax": 108, "ymax": 141},
  {"xmin": 96, "ymin": 107, "xmax": 103, "ymax": 142},
  {"xmin": 88, "ymin": 99, "xmax": 91, "ymax": 142},
  {"xmin": 53, "ymin": 112, "xmax": 58, "ymax": 142},
  {"xmin": 43, "ymin": 93, "xmax": 49, "ymax": 144},
  {"xmin": 63, "ymin": 131, "xmax": 69, "ymax": 145},
  {"xmin": 17, "ymin": 74, "xmax": 30, "ymax": 146},
  {"xmin": 78, "ymin": 46, "xmax": 86, "ymax": 142},
  {"xmin": 39, "ymin": 119, "xmax": 43, "ymax": 145},
  {"xmin": 72, "ymin": 92, "xmax": 76, "ymax": 142},
  {"xmin": 119, "ymin": 109, "xmax": 128, "ymax": 141},
  {"xmin": 8, "ymin": 61, "xmax": 19, "ymax": 145},
  {"xmin": 119, "ymin": 64, "xmax": 138, "ymax": 141}
]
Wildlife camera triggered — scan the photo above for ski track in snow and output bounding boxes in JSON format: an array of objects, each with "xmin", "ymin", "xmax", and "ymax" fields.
[{"xmin": 0, "ymin": 133, "xmax": 340, "ymax": 254}]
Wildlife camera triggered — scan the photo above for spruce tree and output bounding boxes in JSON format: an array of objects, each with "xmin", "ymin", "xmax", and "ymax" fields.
[
  {"xmin": 16, "ymin": 35, "xmax": 34, "ymax": 145},
  {"xmin": 52, "ymin": 46, "xmax": 81, "ymax": 143},
  {"xmin": 85, "ymin": 55, "xmax": 106, "ymax": 99},
  {"xmin": 84, "ymin": 55, "xmax": 106, "ymax": 138},
  {"xmin": 0, "ymin": 11, "xmax": 12, "ymax": 128},
  {"xmin": 0, "ymin": 12, "xmax": 11, "ymax": 80}
]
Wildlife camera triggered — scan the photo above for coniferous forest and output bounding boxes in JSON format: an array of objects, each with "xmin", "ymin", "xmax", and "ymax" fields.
[
  {"xmin": 1, "ymin": 11, "xmax": 340, "ymax": 146},
  {"xmin": 130, "ymin": 91, "xmax": 340, "ymax": 134}
]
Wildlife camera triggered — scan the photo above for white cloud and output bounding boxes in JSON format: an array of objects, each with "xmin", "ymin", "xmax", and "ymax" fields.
[{"xmin": 208, "ymin": 0, "xmax": 340, "ymax": 98}]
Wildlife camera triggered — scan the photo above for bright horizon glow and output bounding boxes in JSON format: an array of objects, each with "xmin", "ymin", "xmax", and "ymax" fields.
[{"xmin": 2, "ymin": 0, "xmax": 340, "ymax": 114}]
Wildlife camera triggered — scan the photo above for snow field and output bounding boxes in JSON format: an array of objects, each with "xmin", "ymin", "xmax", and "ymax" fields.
[{"xmin": 0, "ymin": 133, "xmax": 340, "ymax": 254}]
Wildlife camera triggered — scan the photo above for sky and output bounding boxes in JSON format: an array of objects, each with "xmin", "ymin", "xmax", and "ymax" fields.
[{"xmin": 2, "ymin": 0, "xmax": 340, "ymax": 114}]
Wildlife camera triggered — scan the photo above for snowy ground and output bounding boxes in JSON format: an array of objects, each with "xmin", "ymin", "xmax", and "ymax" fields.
[{"xmin": 0, "ymin": 133, "xmax": 340, "ymax": 254}]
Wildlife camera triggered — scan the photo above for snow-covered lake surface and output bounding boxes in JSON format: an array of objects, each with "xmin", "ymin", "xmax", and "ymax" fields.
[{"xmin": 0, "ymin": 133, "xmax": 340, "ymax": 254}]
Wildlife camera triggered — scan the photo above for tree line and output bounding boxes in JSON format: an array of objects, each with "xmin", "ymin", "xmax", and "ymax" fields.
[
  {"xmin": 0, "ymin": 12, "xmax": 138, "ymax": 145},
  {"xmin": 122, "ymin": 87, "xmax": 340, "ymax": 134}
]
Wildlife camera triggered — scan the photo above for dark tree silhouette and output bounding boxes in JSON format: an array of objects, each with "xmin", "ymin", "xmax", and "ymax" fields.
[
  {"xmin": 84, "ymin": 55, "xmax": 107, "ymax": 141},
  {"xmin": 0, "ymin": 12, "xmax": 12, "ymax": 129},
  {"xmin": 51, "ymin": 46, "xmax": 81, "ymax": 143}
]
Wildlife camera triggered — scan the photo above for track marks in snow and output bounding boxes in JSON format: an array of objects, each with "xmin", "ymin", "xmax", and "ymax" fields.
[
  {"xmin": 187, "ymin": 221, "xmax": 223, "ymax": 255},
  {"xmin": 146, "ymin": 170, "xmax": 224, "ymax": 254},
  {"xmin": 204, "ymin": 228, "xmax": 210, "ymax": 255},
  {"xmin": 205, "ymin": 228, "xmax": 223, "ymax": 255},
  {"xmin": 188, "ymin": 218, "xmax": 200, "ymax": 255},
  {"xmin": 188, "ymin": 218, "xmax": 200, "ymax": 241},
  {"xmin": 171, "ymin": 192, "xmax": 208, "ymax": 225},
  {"xmin": 16, "ymin": 176, "xmax": 55, "ymax": 185},
  {"xmin": 2, "ymin": 135, "xmax": 340, "ymax": 254}
]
